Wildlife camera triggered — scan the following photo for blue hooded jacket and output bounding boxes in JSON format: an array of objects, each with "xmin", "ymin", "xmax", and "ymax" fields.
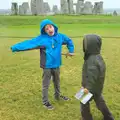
[{"xmin": 11, "ymin": 19, "xmax": 74, "ymax": 68}]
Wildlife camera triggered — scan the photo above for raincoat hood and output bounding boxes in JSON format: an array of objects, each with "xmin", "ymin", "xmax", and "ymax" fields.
[
  {"xmin": 40, "ymin": 19, "xmax": 58, "ymax": 35},
  {"xmin": 83, "ymin": 34, "xmax": 102, "ymax": 60}
]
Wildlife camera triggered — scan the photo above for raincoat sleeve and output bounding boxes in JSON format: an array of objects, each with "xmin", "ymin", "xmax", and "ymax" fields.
[
  {"xmin": 61, "ymin": 34, "xmax": 74, "ymax": 53},
  {"xmin": 11, "ymin": 36, "xmax": 43, "ymax": 52}
]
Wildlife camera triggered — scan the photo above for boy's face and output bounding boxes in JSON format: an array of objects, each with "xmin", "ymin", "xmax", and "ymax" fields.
[{"xmin": 44, "ymin": 24, "xmax": 55, "ymax": 36}]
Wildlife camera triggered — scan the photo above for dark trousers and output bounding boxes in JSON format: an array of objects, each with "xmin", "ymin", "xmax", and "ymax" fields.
[
  {"xmin": 80, "ymin": 95, "xmax": 114, "ymax": 120},
  {"xmin": 42, "ymin": 68, "xmax": 60, "ymax": 104}
]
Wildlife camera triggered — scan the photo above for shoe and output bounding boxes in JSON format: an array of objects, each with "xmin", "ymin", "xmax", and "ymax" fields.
[
  {"xmin": 43, "ymin": 102, "xmax": 54, "ymax": 110},
  {"xmin": 60, "ymin": 95, "xmax": 70, "ymax": 101}
]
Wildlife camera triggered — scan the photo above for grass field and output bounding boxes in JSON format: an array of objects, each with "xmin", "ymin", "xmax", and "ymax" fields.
[{"xmin": 0, "ymin": 15, "xmax": 120, "ymax": 120}]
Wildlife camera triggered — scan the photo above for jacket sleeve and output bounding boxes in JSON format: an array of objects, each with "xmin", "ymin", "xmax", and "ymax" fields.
[
  {"xmin": 11, "ymin": 36, "xmax": 43, "ymax": 52},
  {"xmin": 85, "ymin": 58, "xmax": 99, "ymax": 93},
  {"xmin": 61, "ymin": 34, "xmax": 74, "ymax": 53}
]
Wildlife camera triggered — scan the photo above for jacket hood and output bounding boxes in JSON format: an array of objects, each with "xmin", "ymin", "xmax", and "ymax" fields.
[
  {"xmin": 83, "ymin": 34, "xmax": 102, "ymax": 60},
  {"xmin": 40, "ymin": 19, "xmax": 58, "ymax": 35}
]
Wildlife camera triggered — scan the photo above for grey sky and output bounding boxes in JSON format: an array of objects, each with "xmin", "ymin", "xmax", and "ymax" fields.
[{"xmin": 0, "ymin": 0, "xmax": 120, "ymax": 9}]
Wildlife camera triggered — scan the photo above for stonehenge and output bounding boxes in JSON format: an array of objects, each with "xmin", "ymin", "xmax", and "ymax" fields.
[{"xmin": 11, "ymin": 0, "xmax": 104, "ymax": 15}]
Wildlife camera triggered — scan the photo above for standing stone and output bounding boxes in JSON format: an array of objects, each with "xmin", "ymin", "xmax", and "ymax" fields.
[
  {"xmin": 93, "ymin": 2, "xmax": 97, "ymax": 14},
  {"xmin": 36, "ymin": 0, "xmax": 44, "ymax": 15},
  {"xmin": 98, "ymin": 1, "xmax": 103, "ymax": 14},
  {"xmin": 52, "ymin": 5, "xmax": 59, "ymax": 14},
  {"xmin": 19, "ymin": 5, "xmax": 24, "ymax": 15},
  {"xmin": 100, "ymin": 1, "xmax": 103, "ymax": 14},
  {"xmin": 11, "ymin": 2, "xmax": 18, "ymax": 15},
  {"xmin": 76, "ymin": 0, "xmax": 84, "ymax": 14},
  {"xmin": 43, "ymin": 2, "xmax": 51, "ymax": 14},
  {"xmin": 60, "ymin": 0, "xmax": 69, "ymax": 14},
  {"xmin": 93, "ymin": 1, "xmax": 103, "ymax": 14},
  {"xmin": 31, "ymin": 0, "xmax": 37, "ymax": 15},
  {"xmin": 31, "ymin": 0, "xmax": 44, "ymax": 15},
  {"xmin": 82, "ymin": 1, "xmax": 93, "ymax": 14},
  {"xmin": 67, "ymin": 0, "xmax": 74, "ymax": 14},
  {"xmin": 22, "ymin": 2, "xmax": 30, "ymax": 15}
]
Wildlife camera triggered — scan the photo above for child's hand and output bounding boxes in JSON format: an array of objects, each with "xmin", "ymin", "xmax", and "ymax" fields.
[
  {"xmin": 10, "ymin": 46, "xmax": 16, "ymax": 52},
  {"xmin": 68, "ymin": 53, "xmax": 74, "ymax": 56},
  {"xmin": 84, "ymin": 88, "xmax": 89, "ymax": 94},
  {"xmin": 62, "ymin": 52, "xmax": 74, "ymax": 58},
  {"xmin": 65, "ymin": 52, "xmax": 74, "ymax": 58}
]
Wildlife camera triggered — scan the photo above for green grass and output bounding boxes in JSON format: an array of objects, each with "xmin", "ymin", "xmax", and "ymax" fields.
[{"xmin": 0, "ymin": 15, "xmax": 120, "ymax": 120}]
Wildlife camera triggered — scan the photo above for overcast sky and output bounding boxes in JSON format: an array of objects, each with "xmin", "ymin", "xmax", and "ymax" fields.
[{"xmin": 0, "ymin": 0, "xmax": 120, "ymax": 9}]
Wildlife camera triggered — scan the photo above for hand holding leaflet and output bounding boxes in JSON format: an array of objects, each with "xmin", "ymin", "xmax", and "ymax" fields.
[{"xmin": 75, "ymin": 87, "xmax": 93, "ymax": 104}]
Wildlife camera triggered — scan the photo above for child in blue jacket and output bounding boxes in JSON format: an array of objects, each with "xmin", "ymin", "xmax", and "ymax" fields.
[{"xmin": 11, "ymin": 19, "xmax": 74, "ymax": 110}]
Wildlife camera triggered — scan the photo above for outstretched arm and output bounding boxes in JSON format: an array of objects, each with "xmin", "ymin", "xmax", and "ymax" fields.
[{"xmin": 11, "ymin": 36, "xmax": 43, "ymax": 52}]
